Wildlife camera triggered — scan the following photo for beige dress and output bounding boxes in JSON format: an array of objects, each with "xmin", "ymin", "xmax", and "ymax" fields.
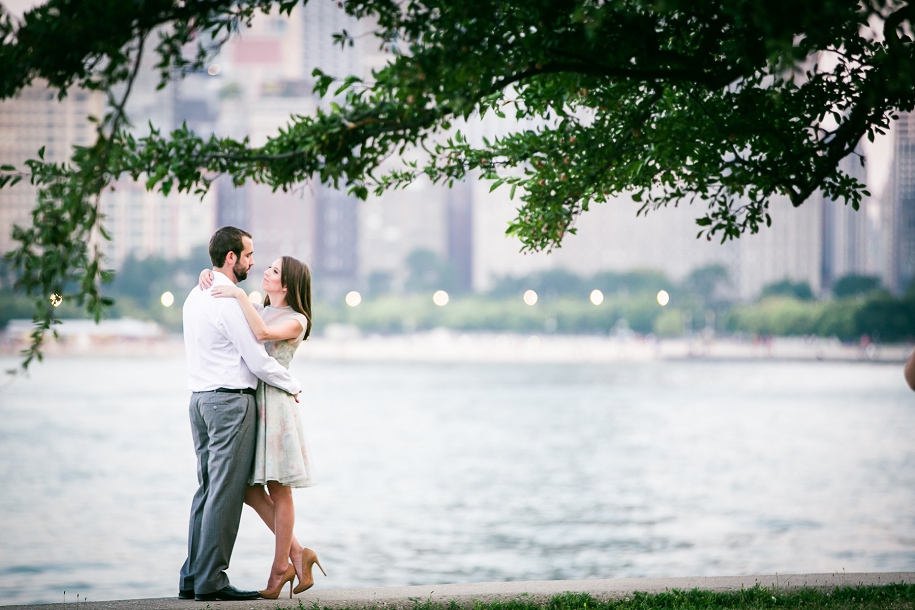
[{"xmin": 249, "ymin": 305, "xmax": 317, "ymax": 488}]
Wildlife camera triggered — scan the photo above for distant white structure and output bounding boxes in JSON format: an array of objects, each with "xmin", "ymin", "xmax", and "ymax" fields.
[{"xmin": 4, "ymin": 318, "xmax": 164, "ymax": 343}]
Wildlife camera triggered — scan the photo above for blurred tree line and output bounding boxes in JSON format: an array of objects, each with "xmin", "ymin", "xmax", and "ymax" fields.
[
  {"xmin": 2, "ymin": 248, "xmax": 912, "ymax": 343},
  {"xmin": 321, "ymin": 249, "xmax": 730, "ymax": 337},
  {"xmin": 727, "ymin": 275, "xmax": 915, "ymax": 342},
  {"xmin": 0, "ymin": 247, "xmax": 210, "ymax": 331},
  {"xmin": 326, "ymin": 250, "xmax": 913, "ymax": 342}
]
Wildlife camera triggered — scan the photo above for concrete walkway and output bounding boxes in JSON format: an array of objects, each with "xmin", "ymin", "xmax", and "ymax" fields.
[{"xmin": 6, "ymin": 573, "xmax": 915, "ymax": 610}]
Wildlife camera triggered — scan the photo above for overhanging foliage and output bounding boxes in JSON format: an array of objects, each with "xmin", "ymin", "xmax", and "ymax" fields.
[{"xmin": 0, "ymin": 0, "xmax": 913, "ymax": 367}]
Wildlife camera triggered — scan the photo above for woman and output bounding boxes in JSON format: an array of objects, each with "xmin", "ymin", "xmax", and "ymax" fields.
[{"xmin": 200, "ymin": 256, "xmax": 325, "ymax": 599}]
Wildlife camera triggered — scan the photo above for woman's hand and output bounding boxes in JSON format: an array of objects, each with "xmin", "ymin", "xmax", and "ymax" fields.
[
  {"xmin": 198, "ymin": 269, "xmax": 214, "ymax": 290},
  {"xmin": 211, "ymin": 285, "xmax": 246, "ymax": 300}
]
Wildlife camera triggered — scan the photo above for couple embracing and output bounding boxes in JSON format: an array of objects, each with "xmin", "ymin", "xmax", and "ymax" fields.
[{"xmin": 179, "ymin": 226, "xmax": 325, "ymax": 601}]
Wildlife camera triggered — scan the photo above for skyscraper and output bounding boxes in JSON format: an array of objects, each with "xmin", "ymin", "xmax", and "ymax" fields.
[
  {"xmin": 299, "ymin": 1, "xmax": 372, "ymax": 292},
  {"xmin": 821, "ymin": 145, "xmax": 877, "ymax": 291},
  {"xmin": 0, "ymin": 83, "xmax": 103, "ymax": 261},
  {"xmin": 887, "ymin": 112, "xmax": 915, "ymax": 293},
  {"xmin": 446, "ymin": 180, "xmax": 474, "ymax": 293},
  {"xmin": 209, "ymin": 5, "xmax": 317, "ymax": 276},
  {"xmin": 96, "ymin": 53, "xmax": 217, "ymax": 269}
]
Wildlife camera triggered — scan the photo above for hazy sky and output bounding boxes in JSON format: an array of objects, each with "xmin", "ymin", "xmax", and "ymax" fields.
[
  {"xmin": 0, "ymin": 0, "xmax": 40, "ymax": 18},
  {"xmin": 0, "ymin": 0, "xmax": 41, "ymax": 15}
]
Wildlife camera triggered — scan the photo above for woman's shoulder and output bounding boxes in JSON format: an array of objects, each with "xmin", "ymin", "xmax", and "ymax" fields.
[
  {"xmin": 290, "ymin": 311, "xmax": 309, "ymax": 331},
  {"xmin": 266, "ymin": 307, "xmax": 307, "ymax": 337},
  {"xmin": 288, "ymin": 312, "xmax": 309, "ymax": 342},
  {"xmin": 289, "ymin": 310, "xmax": 308, "ymax": 323}
]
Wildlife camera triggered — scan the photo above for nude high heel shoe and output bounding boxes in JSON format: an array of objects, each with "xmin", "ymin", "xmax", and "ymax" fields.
[
  {"xmin": 259, "ymin": 563, "xmax": 297, "ymax": 599},
  {"xmin": 292, "ymin": 548, "xmax": 326, "ymax": 594}
]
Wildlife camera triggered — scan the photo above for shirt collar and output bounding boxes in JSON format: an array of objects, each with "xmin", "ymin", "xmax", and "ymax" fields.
[{"xmin": 212, "ymin": 270, "xmax": 235, "ymax": 286}]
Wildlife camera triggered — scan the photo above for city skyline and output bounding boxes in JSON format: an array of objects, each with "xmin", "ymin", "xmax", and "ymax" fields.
[{"xmin": 0, "ymin": 1, "xmax": 910, "ymax": 300}]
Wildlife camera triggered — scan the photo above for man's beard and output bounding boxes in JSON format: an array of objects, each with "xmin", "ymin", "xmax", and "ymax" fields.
[{"xmin": 233, "ymin": 259, "xmax": 249, "ymax": 282}]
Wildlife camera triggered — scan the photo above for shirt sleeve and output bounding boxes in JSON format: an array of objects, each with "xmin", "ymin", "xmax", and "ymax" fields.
[
  {"xmin": 218, "ymin": 301, "xmax": 302, "ymax": 395},
  {"xmin": 293, "ymin": 313, "xmax": 309, "ymax": 344}
]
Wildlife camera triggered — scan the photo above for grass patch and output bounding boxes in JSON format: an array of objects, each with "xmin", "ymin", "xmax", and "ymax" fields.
[{"xmin": 291, "ymin": 585, "xmax": 915, "ymax": 610}]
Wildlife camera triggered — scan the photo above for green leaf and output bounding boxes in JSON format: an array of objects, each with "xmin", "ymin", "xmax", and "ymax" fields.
[{"xmin": 334, "ymin": 75, "xmax": 362, "ymax": 96}]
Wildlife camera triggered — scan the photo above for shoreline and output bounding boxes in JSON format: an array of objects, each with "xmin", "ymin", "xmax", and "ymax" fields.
[
  {"xmin": 4, "ymin": 573, "xmax": 915, "ymax": 609},
  {"xmin": 0, "ymin": 331, "xmax": 910, "ymax": 363}
]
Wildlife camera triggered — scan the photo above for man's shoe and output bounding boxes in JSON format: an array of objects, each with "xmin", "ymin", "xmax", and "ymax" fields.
[
  {"xmin": 195, "ymin": 585, "xmax": 261, "ymax": 601},
  {"xmin": 178, "ymin": 589, "xmax": 194, "ymax": 600}
]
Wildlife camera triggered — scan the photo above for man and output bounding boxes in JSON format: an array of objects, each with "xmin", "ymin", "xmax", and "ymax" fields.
[{"xmin": 179, "ymin": 226, "xmax": 302, "ymax": 601}]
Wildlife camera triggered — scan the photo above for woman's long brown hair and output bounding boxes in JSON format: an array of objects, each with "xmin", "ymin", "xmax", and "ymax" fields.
[{"xmin": 264, "ymin": 256, "xmax": 312, "ymax": 340}]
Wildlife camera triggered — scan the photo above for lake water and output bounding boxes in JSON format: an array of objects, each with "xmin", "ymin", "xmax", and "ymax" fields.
[{"xmin": 0, "ymin": 355, "xmax": 913, "ymax": 605}]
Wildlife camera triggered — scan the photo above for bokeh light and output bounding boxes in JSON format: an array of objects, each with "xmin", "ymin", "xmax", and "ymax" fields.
[
  {"xmin": 207, "ymin": 64, "xmax": 221, "ymax": 76},
  {"xmin": 345, "ymin": 291, "xmax": 362, "ymax": 307},
  {"xmin": 523, "ymin": 289, "xmax": 538, "ymax": 306},
  {"xmin": 657, "ymin": 290, "xmax": 670, "ymax": 306},
  {"xmin": 432, "ymin": 290, "xmax": 449, "ymax": 306},
  {"xmin": 248, "ymin": 290, "xmax": 264, "ymax": 305},
  {"xmin": 49, "ymin": 293, "xmax": 62, "ymax": 308},
  {"xmin": 160, "ymin": 291, "xmax": 175, "ymax": 307},
  {"xmin": 589, "ymin": 289, "xmax": 604, "ymax": 305}
]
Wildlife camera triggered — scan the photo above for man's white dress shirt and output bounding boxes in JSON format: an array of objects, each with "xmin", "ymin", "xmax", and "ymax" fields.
[{"xmin": 183, "ymin": 271, "xmax": 302, "ymax": 395}]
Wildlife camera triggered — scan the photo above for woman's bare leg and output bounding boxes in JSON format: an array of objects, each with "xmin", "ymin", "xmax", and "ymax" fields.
[
  {"xmin": 245, "ymin": 485, "xmax": 305, "ymax": 582},
  {"xmin": 244, "ymin": 485, "xmax": 275, "ymax": 530},
  {"xmin": 265, "ymin": 481, "xmax": 295, "ymax": 583}
]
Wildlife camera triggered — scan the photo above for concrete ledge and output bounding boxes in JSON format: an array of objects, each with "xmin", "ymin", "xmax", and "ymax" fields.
[{"xmin": 7, "ymin": 573, "xmax": 915, "ymax": 610}]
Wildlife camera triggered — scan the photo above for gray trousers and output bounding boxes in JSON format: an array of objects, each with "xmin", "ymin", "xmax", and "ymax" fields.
[{"xmin": 179, "ymin": 391, "xmax": 256, "ymax": 594}]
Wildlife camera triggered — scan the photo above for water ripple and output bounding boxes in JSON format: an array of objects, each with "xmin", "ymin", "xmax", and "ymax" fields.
[{"xmin": 0, "ymin": 357, "xmax": 913, "ymax": 604}]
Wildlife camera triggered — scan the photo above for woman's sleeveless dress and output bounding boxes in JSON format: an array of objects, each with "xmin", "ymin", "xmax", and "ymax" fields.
[{"xmin": 249, "ymin": 305, "xmax": 317, "ymax": 488}]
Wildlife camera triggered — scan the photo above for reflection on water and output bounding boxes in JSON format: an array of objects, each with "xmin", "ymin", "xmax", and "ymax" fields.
[{"xmin": 0, "ymin": 356, "xmax": 913, "ymax": 604}]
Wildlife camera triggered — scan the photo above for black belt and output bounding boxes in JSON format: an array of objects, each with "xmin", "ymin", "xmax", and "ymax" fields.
[{"xmin": 213, "ymin": 387, "xmax": 256, "ymax": 396}]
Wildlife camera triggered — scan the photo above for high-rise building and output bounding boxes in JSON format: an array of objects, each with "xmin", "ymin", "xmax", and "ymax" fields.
[
  {"xmin": 300, "ymin": 0, "xmax": 365, "ymax": 86},
  {"xmin": 208, "ymin": 5, "xmax": 318, "ymax": 280},
  {"xmin": 469, "ymin": 181, "xmax": 739, "ymax": 293},
  {"xmin": 97, "ymin": 51, "xmax": 219, "ymax": 269},
  {"xmin": 101, "ymin": 179, "xmax": 216, "ymax": 264},
  {"xmin": 358, "ymin": 178, "xmax": 449, "ymax": 292},
  {"xmin": 0, "ymin": 82, "xmax": 103, "ymax": 261},
  {"xmin": 821, "ymin": 146, "xmax": 878, "ymax": 291},
  {"xmin": 0, "ymin": 8, "xmax": 233, "ymax": 276},
  {"xmin": 446, "ymin": 180, "xmax": 474, "ymax": 293},
  {"xmin": 299, "ymin": 1, "xmax": 378, "ymax": 292},
  {"xmin": 314, "ymin": 182, "xmax": 359, "ymax": 294},
  {"xmin": 887, "ymin": 112, "xmax": 915, "ymax": 293},
  {"xmin": 296, "ymin": 1, "xmax": 456, "ymax": 295},
  {"xmin": 731, "ymin": 194, "xmax": 823, "ymax": 299},
  {"xmin": 468, "ymin": 167, "xmax": 830, "ymax": 301},
  {"xmin": 207, "ymin": 2, "xmax": 377, "ymax": 292}
]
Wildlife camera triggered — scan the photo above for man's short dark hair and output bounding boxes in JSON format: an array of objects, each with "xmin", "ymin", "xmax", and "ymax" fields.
[{"xmin": 209, "ymin": 226, "xmax": 252, "ymax": 267}]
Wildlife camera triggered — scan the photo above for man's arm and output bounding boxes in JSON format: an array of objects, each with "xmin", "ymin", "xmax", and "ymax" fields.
[
  {"xmin": 219, "ymin": 301, "xmax": 302, "ymax": 396},
  {"xmin": 905, "ymin": 348, "xmax": 915, "ymax": 392}
]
